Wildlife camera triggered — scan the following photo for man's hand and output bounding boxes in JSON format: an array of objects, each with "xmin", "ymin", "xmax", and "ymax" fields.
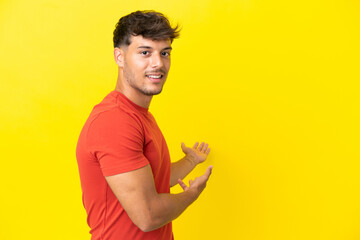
[
  {"xmin": 181, "ymin": 142, "xmax": 211, "ymax": 166},
  {"xmin": 170, "ymin": 142, "xmax": 212, "ymax": 187},
  {"xmin": 177, "ymin": 165, "xmax": 213, "ymax": 194}
]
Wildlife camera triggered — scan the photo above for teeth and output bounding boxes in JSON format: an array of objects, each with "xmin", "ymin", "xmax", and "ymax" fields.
[{"xmin": 148, "ymin": 75, "xmax": 161, "ymax": 79}]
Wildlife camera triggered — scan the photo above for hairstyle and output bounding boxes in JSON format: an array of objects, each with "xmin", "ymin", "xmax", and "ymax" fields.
[{"xmin": 113, "ymin": 10, "xmax": 180, "ymax": 48}]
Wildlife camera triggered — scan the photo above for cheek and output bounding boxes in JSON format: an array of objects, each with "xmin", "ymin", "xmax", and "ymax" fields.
[
  {"xmin": 129, "ymin": 55, "xmax": 147, "ymax": 67},
  {"xmin": 164, "ymin": 59, "xmax": 171, "ymax": 71},
  {"xmin": 136, "ymin": 60, "xmax": 149, "ymax": 72}
]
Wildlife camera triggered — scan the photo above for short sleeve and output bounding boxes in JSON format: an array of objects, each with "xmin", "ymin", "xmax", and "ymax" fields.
[{"xmin": 86, "ymin": 109, "xmax": 149, "ymax": 176}]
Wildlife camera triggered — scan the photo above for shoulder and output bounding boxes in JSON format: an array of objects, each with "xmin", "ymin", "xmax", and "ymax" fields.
[{"xmin": 88, "ymin": 107, "xmax": 144, "ymax": 137}]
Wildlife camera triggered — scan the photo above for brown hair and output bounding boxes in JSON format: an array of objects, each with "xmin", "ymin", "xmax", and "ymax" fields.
[{"xmin": 113, "ymin": 10, "xmax": 180, "ymax": 48}]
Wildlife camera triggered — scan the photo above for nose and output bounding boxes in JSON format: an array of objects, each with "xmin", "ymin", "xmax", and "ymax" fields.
[{"xmin": 150, "ymin": 53, "xmax": 164, "ymax": 69}]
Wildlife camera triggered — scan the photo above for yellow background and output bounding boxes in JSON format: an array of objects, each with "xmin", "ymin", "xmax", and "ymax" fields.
[{"xmin": 1, "ymin": 0, "xmax": 359, "ymax": 239}]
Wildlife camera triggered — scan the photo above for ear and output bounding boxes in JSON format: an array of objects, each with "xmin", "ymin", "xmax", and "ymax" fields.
[{"xmin": 114, "ymin": 47, "xmax": 125, "ymax": 67}]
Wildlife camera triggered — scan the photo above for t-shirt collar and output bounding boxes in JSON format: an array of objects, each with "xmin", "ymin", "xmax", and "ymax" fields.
[{"xmin": 111, "ymin": 90, "xmax": 149, "ymax": 114}]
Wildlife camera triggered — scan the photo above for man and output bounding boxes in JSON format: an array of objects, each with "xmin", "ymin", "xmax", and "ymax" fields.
[{"xmin": 76, "ymin": 10, "xmax": 213, "ymax": 240}]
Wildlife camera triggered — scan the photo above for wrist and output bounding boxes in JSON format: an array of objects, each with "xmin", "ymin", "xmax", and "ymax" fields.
[
  {"xmin": 184, "ymin": 154, "xmax": 199, "ymax": 166},
  {"xmin": 186, "ymin": 186, "xmax": 201, "ymax": 200}
]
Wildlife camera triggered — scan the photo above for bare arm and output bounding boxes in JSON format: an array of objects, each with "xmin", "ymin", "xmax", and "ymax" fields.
[
  {"xmin": 105, "ymin": 164, "xmax": 213, "ymax": 232},
  {"xmin": 170, "ymin": 142, "xmax": 211, "ymax": 187}
]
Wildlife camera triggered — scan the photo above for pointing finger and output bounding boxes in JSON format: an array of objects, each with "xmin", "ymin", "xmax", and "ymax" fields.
[
  {"xmin": 193, "ymin": 142, "xmax": 199, "ymax": 149},
  {"xmin": 198, "ymin": 142, "xmax": 205, "ymax": 151}
]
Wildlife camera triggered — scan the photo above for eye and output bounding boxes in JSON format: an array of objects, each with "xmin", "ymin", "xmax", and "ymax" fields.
[
  {"xmin": 140, "ymin": 51, "xmax": 150, "ymax": 56},
  {"xmin": 161, "ymin": 51, "xmax": 170, "ymax": 57}
]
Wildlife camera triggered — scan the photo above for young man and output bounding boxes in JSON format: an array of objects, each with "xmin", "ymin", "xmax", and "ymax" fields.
[{"xmin": 76, "ymin": 10, "xmax": 213, "ymax": 240}]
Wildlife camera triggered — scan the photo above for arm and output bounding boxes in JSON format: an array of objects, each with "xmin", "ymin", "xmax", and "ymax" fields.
[
  {"xmin": 105, "ymin": 164, "xmax": 213, "ymax": 232},
  {"xmin": 170, "ymin": 142, "xmax": 211, "ymax": 187}
]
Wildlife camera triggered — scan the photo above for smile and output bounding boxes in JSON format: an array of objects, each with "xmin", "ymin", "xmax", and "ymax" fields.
[
  {"xmin": 146, "ymin": 74, "xmax": 165, "ymax": 83},
  {"xmin": 147, "ymin": 75, "xmax": 162, "ymax": 79}
]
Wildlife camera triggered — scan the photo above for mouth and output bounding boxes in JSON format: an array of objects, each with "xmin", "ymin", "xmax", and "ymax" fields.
[{"xmin": 146, "ymin": 74, "xmax": 164, "ymax": 83}]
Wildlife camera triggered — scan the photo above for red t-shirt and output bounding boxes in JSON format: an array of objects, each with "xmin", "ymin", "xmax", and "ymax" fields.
[{"xmin": 76, "ymin": 90, "xmax": 173, "ymax": 240}]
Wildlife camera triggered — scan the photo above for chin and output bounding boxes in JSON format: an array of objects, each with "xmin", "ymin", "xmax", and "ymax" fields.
[{"xmin": 141, "ymin": 87, "xmax": 163, "ymax": 96}]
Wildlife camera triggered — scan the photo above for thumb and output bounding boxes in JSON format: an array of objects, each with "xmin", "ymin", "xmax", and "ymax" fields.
[
  {"xmin": 204, "ymin": 165, "xmax": 213, "ymax": 180},
  {"xmin": 181, "ymin": 142, "xmax": 188, "ymax": 154}
]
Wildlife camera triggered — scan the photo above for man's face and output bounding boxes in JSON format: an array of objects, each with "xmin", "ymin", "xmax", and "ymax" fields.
[{"xmin": 121, "ymin": 35, "xmax": 172, "ymax": 96}]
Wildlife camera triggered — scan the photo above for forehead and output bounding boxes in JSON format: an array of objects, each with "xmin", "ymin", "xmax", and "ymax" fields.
[{"xmin": 128, "ymin": 35, "xmax": 171, "ymax": 49}]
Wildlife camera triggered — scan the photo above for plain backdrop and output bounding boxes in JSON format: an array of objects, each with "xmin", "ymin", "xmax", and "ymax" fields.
[{"xmin": 0, "ymin": 0, "xmax": 359, "ymax": 239}]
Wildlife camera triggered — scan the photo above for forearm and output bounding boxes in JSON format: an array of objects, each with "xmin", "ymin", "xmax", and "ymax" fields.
[
  {"xmin": 146, "ymin": 165, "xmax": 213, "ymax": 232},
  {"xmin": 146, "ymin": 188, "xmax": 199, "ymax": 231},
  {"xmin": 170, "ymin": 156, "xmax": 197, "ymax": 187},
  {"xmin": 106, "ymin": 164, "xmax": 212, "ymax": 233}
]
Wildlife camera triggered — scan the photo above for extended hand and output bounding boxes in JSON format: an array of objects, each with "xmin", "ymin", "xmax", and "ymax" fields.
[
  {"xmin": 181, "ymin": 142, "xmax": 211, "ymax": 165},
  {"xmin": 177, "ymin": 165, "xmax": 213, "ymax": 193}
]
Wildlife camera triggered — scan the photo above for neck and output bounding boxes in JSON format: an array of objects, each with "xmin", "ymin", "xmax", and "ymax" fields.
[{"xmin": 115, "ymin": 77, "xmax": 153, "ymax": 109}]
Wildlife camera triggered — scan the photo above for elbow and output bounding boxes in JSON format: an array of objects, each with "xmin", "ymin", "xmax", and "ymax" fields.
[
  {"xmin": 138, "ymin": 223, "xmax": 153, "ymax": 233},
  {"xmin": 136, "ymin": 218, "xmax": 159, "ymax": 233},
  {"xmin": 132, "ymin": 212, "xmax": 160, "ymax": 233},
  {"xmin": 129, "ymin": 197, "xmax": 165, "ymax": 232},
  {"xmin": 135, "ymin": 217, "xmax": 151, "ymax": 232}
]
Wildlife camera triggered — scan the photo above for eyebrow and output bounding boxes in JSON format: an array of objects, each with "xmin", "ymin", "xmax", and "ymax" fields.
[{"xmin": 137, "ymin": 46, "xmax": 172, "ymax": 51}]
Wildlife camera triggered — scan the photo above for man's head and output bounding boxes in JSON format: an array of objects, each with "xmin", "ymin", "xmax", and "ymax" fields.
[
  {"xmin": 113, "ymin": 10, "xmax": 180, "ymax": 48},
  {"xmin": 113, "ymin": 11, "xmax": 180, "ymax": 99}
]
